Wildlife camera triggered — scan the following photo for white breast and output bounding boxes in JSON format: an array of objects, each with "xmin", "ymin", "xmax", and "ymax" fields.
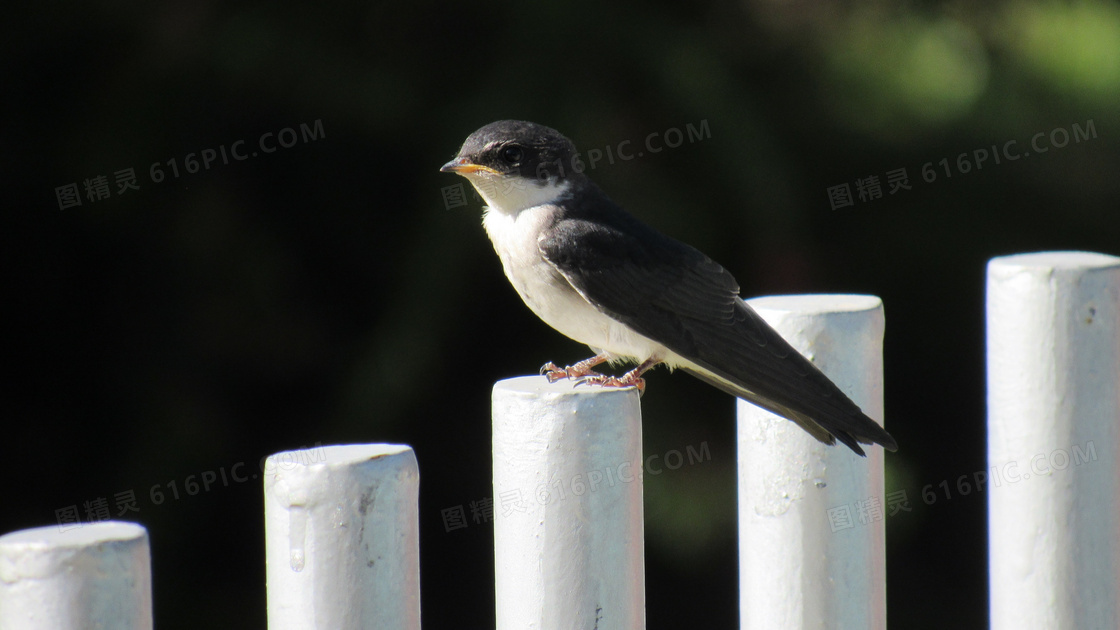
[{"xmin": 478, "ymin": 181, "xmax": 670, "ymax": 364}]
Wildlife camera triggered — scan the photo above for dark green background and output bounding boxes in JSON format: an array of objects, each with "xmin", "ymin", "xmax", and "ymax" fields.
[{"xmin": 6, "ymin": 1, "xmax": 1119, "ymax": 627}]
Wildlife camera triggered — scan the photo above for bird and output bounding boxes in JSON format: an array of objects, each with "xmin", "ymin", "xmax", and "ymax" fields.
[{"xmin": 440, "ymin": 120, "xmax": 897, "ymax": 456}]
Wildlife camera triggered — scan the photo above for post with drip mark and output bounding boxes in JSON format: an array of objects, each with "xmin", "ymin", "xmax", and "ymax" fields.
[{"xmin": 264, "ymin": 444, "xmax": 420, "ymax": 630}]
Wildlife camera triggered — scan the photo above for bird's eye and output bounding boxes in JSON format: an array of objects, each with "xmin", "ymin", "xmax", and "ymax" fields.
[{"xmin": 501, "ymin": 145, "xmax": 523, "ymax": 164}]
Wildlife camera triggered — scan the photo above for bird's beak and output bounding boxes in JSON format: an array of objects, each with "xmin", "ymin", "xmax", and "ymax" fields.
[{"xmin": 440, "ymin": 157, "xmax": 501, "ymax": 175}]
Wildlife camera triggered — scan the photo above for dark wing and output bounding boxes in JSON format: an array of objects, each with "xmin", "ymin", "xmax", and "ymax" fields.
[{"xmin": 538, "ymin": 196, "xmax": 897, "ymax": 455}]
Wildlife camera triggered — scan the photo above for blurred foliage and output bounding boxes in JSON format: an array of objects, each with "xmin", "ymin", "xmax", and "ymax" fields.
[{"xmin": 5, "ymin": 0, "xmax": 1119, "ymax": 628}]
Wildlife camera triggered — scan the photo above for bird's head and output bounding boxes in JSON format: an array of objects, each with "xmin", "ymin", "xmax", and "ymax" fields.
[{"xmin": 441, "ymin": 120, "xmax": 582, "ymax": 214}]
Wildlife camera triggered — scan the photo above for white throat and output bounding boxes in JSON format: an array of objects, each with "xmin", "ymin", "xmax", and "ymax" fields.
[{"xmin": 465, "ymin": 174, "xmax": 570, "ymax": 216}]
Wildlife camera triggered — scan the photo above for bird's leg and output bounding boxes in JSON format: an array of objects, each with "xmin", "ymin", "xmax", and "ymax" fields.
[
  {"xmin": 540, "ymin": 354, "xmax": 610, "ymax": 383},
  {"xmin": 575, "ymin": 356, "xmax": 661, "ymax": 396}
]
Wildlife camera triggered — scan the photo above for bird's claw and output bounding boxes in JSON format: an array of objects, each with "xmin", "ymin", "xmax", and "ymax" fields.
[
  {"xmin": 573, "ymin": 374, "xmax": 646, "ymax": 396},
  {"xmin": 540, "ymin": 361, "xmax": 605, "ymax": 384},
  {"xmin": 539, "ymin": 362, "xmax": 570, "ymax": 383}
]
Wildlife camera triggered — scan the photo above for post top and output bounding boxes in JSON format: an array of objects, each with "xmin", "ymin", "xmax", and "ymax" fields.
[
  {"xmin": 267, "ymin": 443, "xmax": 413, "ymax": 469},
  {"xmin": 493, "ymin": 375, "xmax": 640, "ymax": 397},
  {"xmin": 0, "ymin": 521, "xmax": 148, "ymax": 550},
  {"xmin": 746, "ymin": 294, "xmax": 882, "ymax": 315},
  {"xmin": 989, "ymin": 251, "xmax": 1120, "ymax": 273}
]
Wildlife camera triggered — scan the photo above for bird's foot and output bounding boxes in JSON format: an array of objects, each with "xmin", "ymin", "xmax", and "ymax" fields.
[
  {"xmin": 574, "ymin": 372, "xmax": 646, "ymax": 396},
  {"xmin": 540, "ymin": 361, "xmax": 606, "ymax": 383},
  {"xmin": 539, "ymin": 354, "xmax": 610, "ymax": 383},
  {"xmin": 572, "ymin": 358, "xmax": 660, "ymax": 396}
]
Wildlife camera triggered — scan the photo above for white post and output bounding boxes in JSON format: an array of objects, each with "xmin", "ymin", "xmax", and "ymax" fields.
[
  {"xmin": 737, "ymin": 295, "xmax": 887, "ymax": 630},
  {"xmin": 492, "ymin": 376, "xmax": 644, "ymax": 630},
  {"xmin": 264, "ymin": 444, "xmax": 420, "ymax": 630},
  {"xmin": 987, "ymin": 251, "xmax": 1120, "ymax": 630},
  {"xmin": 0, "ymin": 521, "xmax": 152, "ymax": 630}
]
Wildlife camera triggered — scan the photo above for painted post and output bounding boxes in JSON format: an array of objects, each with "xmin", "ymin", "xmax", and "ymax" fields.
[
  {"xmin": 264, "ymin": 443, "xmax": 421, "ymax": 630},
  {"xmin": 492, "ymin": 376, "xmax": 644, "ymax": 630},
  {"xmin": 737, "ymin": 294, "xmax": 888, "ymax": 630},
  {"xmin": 987, "ymin": 251, "xmax": 1120, "ymax": 629},
  {"xmin": 0, "ymin": 521, "xmax": 153, "ymax": 630}
]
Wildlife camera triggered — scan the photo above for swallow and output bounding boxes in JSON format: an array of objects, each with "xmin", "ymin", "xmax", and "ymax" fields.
[{"xmin": 441, "ymin": 120, "xmax": 896, "ymax": 455}]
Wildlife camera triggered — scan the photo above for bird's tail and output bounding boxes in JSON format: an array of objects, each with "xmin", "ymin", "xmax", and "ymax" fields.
[{"xmin": 680, "ymin": 364, "xmax": 897, "ymax": 457}]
